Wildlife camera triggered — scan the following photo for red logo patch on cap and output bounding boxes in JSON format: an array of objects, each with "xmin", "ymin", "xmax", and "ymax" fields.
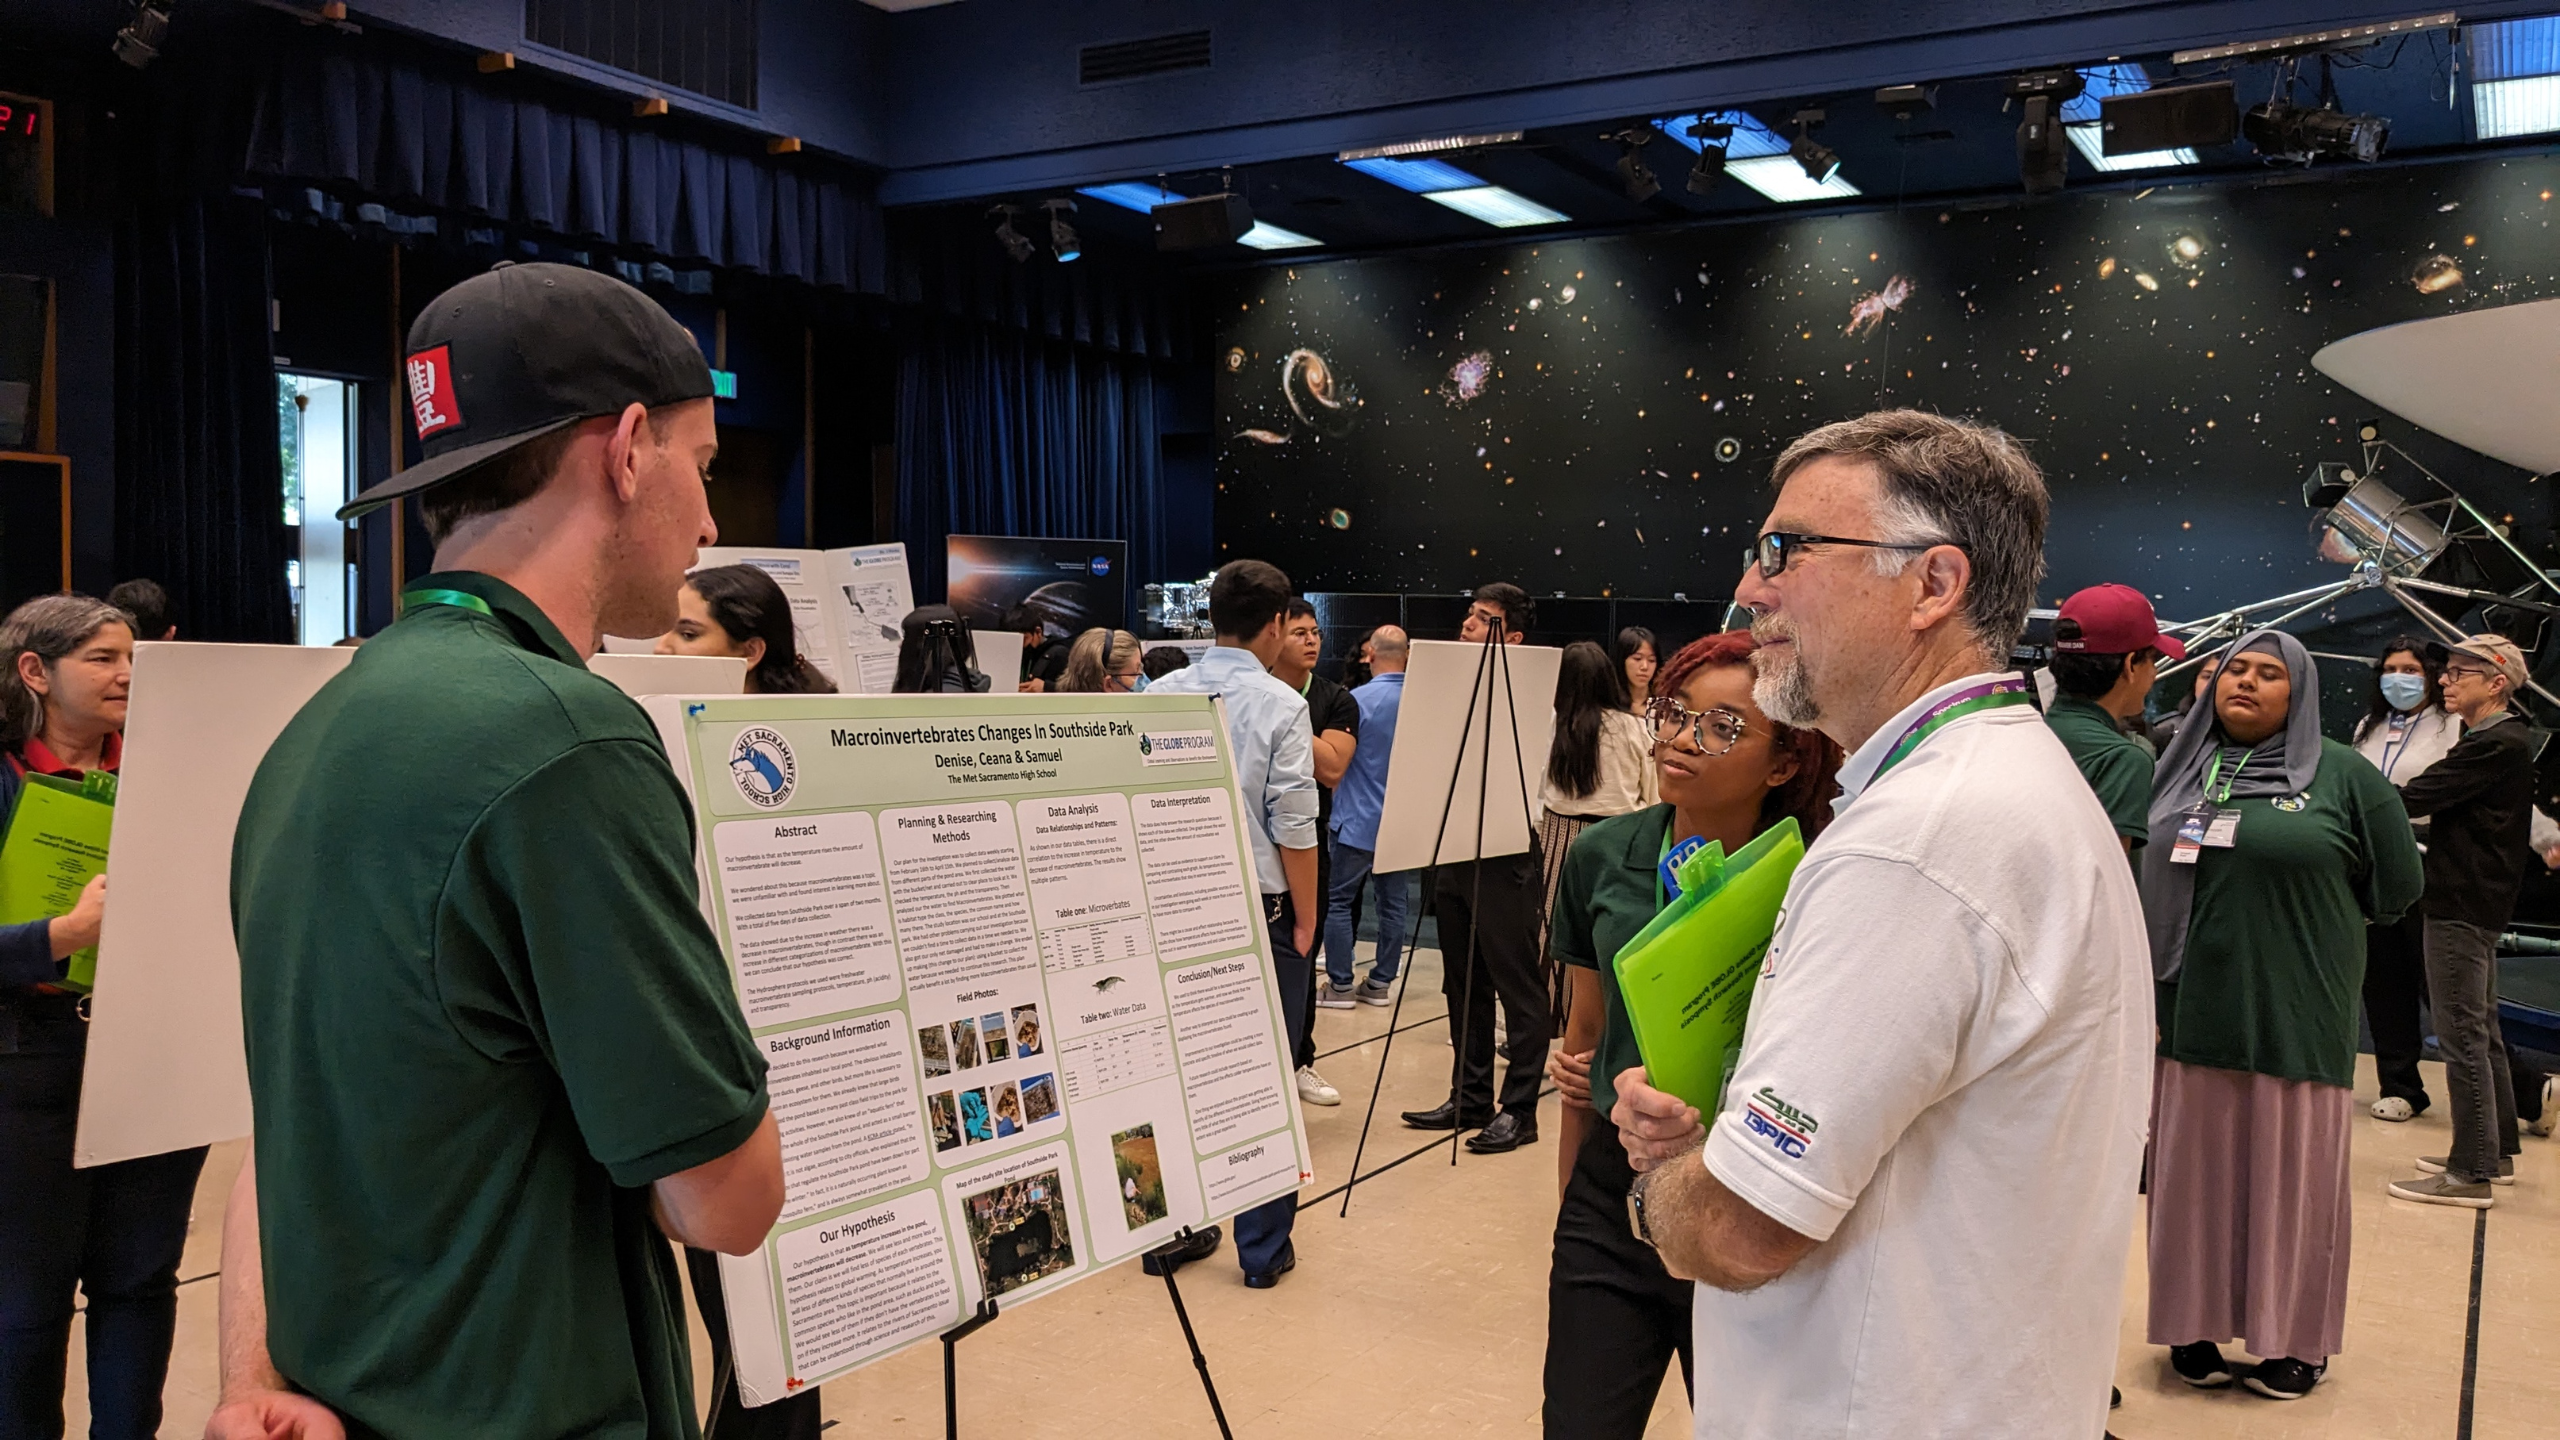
[{"xmin": 405, "ymin": 345, "xmax": 462, "ymax": 439}]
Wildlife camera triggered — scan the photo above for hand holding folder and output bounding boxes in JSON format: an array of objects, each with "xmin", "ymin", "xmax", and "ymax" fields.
[
  {"xmin": 1610, "ymin": 818, "xmax": 1805, "ymax": 1116},
  {"xmin": 0, "ymin": 770, "xmax": 116, "ymax": 993}
]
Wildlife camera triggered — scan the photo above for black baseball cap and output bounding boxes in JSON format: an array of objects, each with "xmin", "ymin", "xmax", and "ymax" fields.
[{"xmin": 338, "ymin": 261, "xmax": 715, "ymax": 520}]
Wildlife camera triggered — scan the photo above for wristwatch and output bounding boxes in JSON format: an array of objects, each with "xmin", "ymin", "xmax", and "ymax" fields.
[{"xmin": 1626, "ymin": 1168, "xmax": 1659, "ymax": 1249}]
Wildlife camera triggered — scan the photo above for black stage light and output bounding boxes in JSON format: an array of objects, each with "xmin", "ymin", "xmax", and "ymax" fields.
[
  {"xmin": 1787, "ymin": 110, "xmax": 1838, "ymax": 183},
  {"xmin": 1043, "ymin": 199, "xmax": 1080, "ymax": 262},
  {"xmin": 2244, "ymin": 102, "xmax": 2388, "ymax": 163},
  {"xmin": 1685, "ymin": 119, "xmax": 1733, "ymax": 195},
  {"xmin": 113, "ymin": 0, "xmax": 173, "ymax": 68},
  {"xmin": 988, "ymin": 205, "xmax": 1034, "ymax": 263},
  {"xmin": 2007, "ymin": 71, "xmax": 2086, "ymax": 195},
  {"xmin": 1608, "ymin": 128, "xmax": 1659, "ymax": 202}
]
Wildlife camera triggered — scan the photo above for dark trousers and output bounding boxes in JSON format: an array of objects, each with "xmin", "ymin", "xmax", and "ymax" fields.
[
  {"xmin": 1436, "ymin": 851, "xmax": 1551, "ymax": 1118},
  {"xmin": 2364, "ymin": 908, "xmax": 2432, "ymax": 1108},
  {"xmin": 1297, "ymin": 842, "xmax": 1328, "ymax": 1070},
  {"xmin": 0, "ymin": 1003, "xmax": 209, "ymax": 1440},
  {"xmin": 1236, "ymin": 892, "xmax": 1309, "ymax": 1277},
  {"xmin": 684, "ymin": 1248, "xmax": 822, "ymax": 1439},
  {"xmin": 1544, "ymin": 1114, "xmax": 1693, "ymax": 1438},
  {"xmin": 2425, "ymin": 917, "xmax": 2520, "ymax": 1183}
]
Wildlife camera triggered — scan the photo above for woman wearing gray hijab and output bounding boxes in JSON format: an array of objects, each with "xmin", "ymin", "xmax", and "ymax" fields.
[{"xmin": 2139, "ymin": 630, "xmax": 2422, "ymax": 1402}]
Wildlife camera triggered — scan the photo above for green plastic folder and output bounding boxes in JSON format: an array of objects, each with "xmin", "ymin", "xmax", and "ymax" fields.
[
  {"xmin": 0, "ymin": 770, "xmax": 115, "ymax": 993},
  {"xmin": 1610, "ymin": 818, "xmax": 1805, "ymax": 1115}
]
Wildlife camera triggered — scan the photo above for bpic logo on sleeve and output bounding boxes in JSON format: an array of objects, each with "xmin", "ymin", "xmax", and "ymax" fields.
[
  {"xmin": 406, "ymin": 345, "xmax": 462, "ymax": 439},
  {"xmin": 1742, "ymin": 1086, "xmax": 1820, "ymax": 1161}
]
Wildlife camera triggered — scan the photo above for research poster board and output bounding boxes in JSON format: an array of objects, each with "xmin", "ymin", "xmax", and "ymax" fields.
[
  {"xmin": 971, "ymin": 628, "xmax": 1023, "ymax": 691},
  {"xmin": 1372, "ymin": 639, "xmax": 1561, "ymax": 874},
  {"xmin": 695, "ymin": 544, "xmax": 917, "ymax": 693},
  {"xmin": 73, "ymin": 646, "xmax": 746, "ymax": 1168},
  {"xmin": 644, "ymin": 691, "xmax": 1312, "ymax": 1404}
]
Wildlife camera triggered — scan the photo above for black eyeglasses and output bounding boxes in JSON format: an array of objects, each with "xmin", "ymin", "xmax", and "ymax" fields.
[
  {"xmin": 1644, "ymin": 696, "xmax": 1749, "ymax": 756},
  {"xmin": 1744, "ymin": 530, "xmax": 1942, "ymax": 578}
]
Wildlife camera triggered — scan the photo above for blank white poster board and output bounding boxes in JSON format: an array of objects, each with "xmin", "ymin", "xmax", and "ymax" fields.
[
  {"xmin": 1371, "ymin": 640, "xmax": 1561, "ymax": 875},
  {"xmin": 74, "ymin": 642, "xmax": 747, "ymax": 1168},
  {"xmin": 973, "ymin": 629, "xmax": 1024, "ymax": 690}
]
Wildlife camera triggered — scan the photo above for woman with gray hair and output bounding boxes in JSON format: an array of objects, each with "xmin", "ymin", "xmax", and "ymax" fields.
[
  {"xmin": 2140, "ymin": 629, "xmax": 2422, "ymax": 1401},
  {"xmin": 0, "ymin": 593, "xmax": 208, "ymax": 1438}
]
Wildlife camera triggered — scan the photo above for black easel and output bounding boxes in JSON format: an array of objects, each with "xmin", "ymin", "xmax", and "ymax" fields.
[
  {"xmin": 1145, "ymin": 1228, "xmax": 1237, "ymax": 1439},
  {"xmin": 935, "ymin": 1232, "xmax": 1236, "ymax": 1439},
  {"xmin": 1341, "ymin": 632, "xmax": 1540, "ymax": 1213},
  {"xmin": 939, "ymin": 1298, "xmax": 998, "ymax": 1440}
]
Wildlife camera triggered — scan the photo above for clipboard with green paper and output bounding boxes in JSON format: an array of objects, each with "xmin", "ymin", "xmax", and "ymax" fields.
[
  {"xmin": 1610, "ymin": 817, "xmax": 1805, "ymax": 1115},
  {"xmin": 0, "ymin": 769, "xmax": 116, "ymax": 993}
]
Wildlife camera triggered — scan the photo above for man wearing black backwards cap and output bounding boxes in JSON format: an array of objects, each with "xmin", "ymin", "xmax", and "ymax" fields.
[{"xmin": 212, "ymin": 264, "xmax": 783, "ymax": 1439}]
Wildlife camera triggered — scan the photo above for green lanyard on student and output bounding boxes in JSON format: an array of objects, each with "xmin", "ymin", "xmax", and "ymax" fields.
[
  {"xmin": 2203, "ymin": 746, "xmax": 2250, "ymax": 805},
  {"xmin": 402, "ymin": 587, "xmax": 493, "ymax": 618}
]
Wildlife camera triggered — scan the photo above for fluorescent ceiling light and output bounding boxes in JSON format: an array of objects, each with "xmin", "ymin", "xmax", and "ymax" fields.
[
  {"xmin": 2051, "ymin": 64, "xmax": 2199, "ymax": 172},
  {"xmin": 2475, "ymin": 75, "xmax": 2560, "ymax": 138},
  {"xmin": 1337, "ymin": 132, "xmax": 1521, "ymax": 161},
  {"xmin": 1340, "ymin": 155, "xmax": 1489, "ymax": 193},
  {"xmin": 2472, "ymin": 17, "xmax": 2560, "ymax": 80},
  {"xmin": 1656, "ymin": 111, "xmax": 1860, "ymax": 200},
  {"xmin": 1338, "ymin": 155, "xmax": 1569, "ymax": 226},
  {"xmin": 1724, "ymin": 155, "xmax": 1862, "ymax": 204},
  {"xmin": 1077, "ymin": 181, "xmax": 1183, "ymax": 213},
  {"xmin": 1238, "ymin": 221, "xmax": 1323, "ymax": 250},
  {"xmin": 1417, "ymin": 185, "xmax": 1568, "ymax": 227}
]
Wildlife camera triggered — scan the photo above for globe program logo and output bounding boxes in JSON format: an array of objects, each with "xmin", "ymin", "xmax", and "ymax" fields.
[{"xmin": 729, "ymin": 726, "xmax": 797, "ymax": 808}]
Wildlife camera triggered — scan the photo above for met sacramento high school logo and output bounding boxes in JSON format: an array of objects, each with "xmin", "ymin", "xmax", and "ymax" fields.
[{"xmin": 730, "ymin": 727, "xmax": 797, "ymax": 808}]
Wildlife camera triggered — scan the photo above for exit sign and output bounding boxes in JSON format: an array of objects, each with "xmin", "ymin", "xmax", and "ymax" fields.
[{"xmin": 710, "ymin": 368, "xmax": 737, "ymax": 400}]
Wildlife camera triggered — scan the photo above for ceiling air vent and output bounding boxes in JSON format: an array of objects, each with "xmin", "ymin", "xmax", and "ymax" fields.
[{"xmin": 1080, "ymin": 30, "xmax": 1211, "ymax": 86}]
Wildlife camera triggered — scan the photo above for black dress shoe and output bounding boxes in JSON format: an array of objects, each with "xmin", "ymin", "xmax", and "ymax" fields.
[
  {"xmin": 1464, "ymin": 1111, "xmax": 1538, "ymax": 1154},
  {"xmin": 1141, "ymin": 1225, "xmax": 1221, "ymax": 1277},
  {"xmin": 1400, "ymin": 1100, "xmax": 1494, "ymax": 1131},
  {"xmin": 1242, "ymin": 1242, "xmax": 1296, "ymax": 1290}
]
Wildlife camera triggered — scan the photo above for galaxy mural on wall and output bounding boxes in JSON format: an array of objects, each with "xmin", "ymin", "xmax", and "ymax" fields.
[{"xmin": 1212, "ymin": 155, "xmax": 2560, "ymax": 637}]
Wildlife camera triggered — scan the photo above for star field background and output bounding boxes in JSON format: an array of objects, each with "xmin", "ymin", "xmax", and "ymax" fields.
[{"xmin": 1211, "ymin": 154, "xmax": 2560, "ymax": 641}]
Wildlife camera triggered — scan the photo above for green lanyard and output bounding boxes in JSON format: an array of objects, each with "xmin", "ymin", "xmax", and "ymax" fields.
[
  {"xmin": 1871, "ymin": 678, "xmax": 2035, "ymax": 783},
  {"xmin": 2203, "ymin": 746, "xmax": 2250, "ymax": 805},
  {"xmin": 402, "ymin": 587, "xmax": 493, "ymax": 618}
]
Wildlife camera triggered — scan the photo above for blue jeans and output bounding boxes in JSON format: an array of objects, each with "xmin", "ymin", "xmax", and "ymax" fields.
[
  {"xmin": 0, "ymin": 998, "xmax": 209, "ymax": 1440},
  {"xmin": 1321, "ymin": 839, "xmax": 1410, "ymax": 990}
]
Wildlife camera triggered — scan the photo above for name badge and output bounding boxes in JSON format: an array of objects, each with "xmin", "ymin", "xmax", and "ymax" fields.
[{"xmin": 2202, "ymin": 808, "xmax": 2241, "ymax": 847}]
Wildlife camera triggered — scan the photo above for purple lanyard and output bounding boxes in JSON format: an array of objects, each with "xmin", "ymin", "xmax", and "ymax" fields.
[{"xmin": 1870, "ymin": 677, "xmax": 2034, "ymax": 782}]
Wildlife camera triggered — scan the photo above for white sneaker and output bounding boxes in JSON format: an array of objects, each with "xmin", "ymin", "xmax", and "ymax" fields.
[
  {"xmin": 1315, "ymin": 982, "xmax": 1357, "ymax": 1010},
  {"xmin": 1296, "ymin": 1066, "xmax": 1341, "ymax": 1106},
  {"xmin": 2533, "ymin": 1077, "xmax": 2560, "ymax": 1138},
  {"xmin": 2372, "ymin": 1096, "xmax": 2416, "ymax": 1122}
]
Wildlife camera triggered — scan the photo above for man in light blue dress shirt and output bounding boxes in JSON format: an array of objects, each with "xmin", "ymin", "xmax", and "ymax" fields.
[{"xmin": 1145, "ymin": 559, "xmax": 1319, "ymax": 1287}]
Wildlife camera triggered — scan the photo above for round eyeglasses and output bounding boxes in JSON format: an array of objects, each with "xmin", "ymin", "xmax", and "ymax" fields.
[{"xmin": 1645, "ymin": 696, "xmax": 1749, "ymax": 755}]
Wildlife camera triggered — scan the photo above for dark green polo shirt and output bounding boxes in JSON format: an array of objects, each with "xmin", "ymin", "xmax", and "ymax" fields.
[
  {"xmin": 2157, "ymin": 739, "xmax": 2423, "ymax": 1088},
  {"xmin": 1548, "ymin": 804, "xmax": 1677, "ymax": 1120},
  {"xmin": 233, "ymin": 571, "xmax": 767, "ymax": 1440},
  {"xmin": 2045, "ymin": 696, "xmax": 2153, "ymax": 846}
]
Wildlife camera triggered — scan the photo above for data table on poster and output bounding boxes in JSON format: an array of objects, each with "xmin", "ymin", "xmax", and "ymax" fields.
[{"xmin": 647, "ymin": 693, "xmax": 1312, "ymax": 1406}]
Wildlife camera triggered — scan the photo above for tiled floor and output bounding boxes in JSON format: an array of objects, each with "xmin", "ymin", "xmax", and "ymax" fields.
[{"xmin": 67, "ymin": 942, "xmax": 2560, "ymax": 1437}]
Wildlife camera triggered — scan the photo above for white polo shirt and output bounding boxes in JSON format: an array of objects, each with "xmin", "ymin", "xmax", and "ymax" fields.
[{"xmin": 1691, "ymin": 673, "xmax": 2152, "ymax": 1440}]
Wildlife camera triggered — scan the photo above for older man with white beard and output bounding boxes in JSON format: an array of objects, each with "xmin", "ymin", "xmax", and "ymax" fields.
[{"xmin": 1610, "ymin": 410, "xmax": 2152, "ymax": 1440}]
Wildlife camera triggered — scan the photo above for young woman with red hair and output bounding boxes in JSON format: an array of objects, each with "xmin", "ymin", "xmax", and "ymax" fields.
[{"xmin": 1539, "ymin": 629, "xmax": 1843, "ymax": 1437}]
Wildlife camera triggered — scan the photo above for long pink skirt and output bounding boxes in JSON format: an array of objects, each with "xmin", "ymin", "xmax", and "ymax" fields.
[{"xmin": 2145, "ymin": 1057, "xmax": 2354, "ymax": 1361}]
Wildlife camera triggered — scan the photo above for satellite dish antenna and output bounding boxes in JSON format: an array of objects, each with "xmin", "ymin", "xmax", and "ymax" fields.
[{"xmin": 2311, "ymin": 297, "xmax": 2560, "ymax": 474}]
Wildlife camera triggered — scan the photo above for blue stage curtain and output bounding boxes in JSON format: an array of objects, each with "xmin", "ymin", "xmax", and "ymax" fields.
[
  {"xmin": 894, "ymin": 319, "xmax": 1177, "ymax": 603},
  {"xmin": 113, "ymin": 192, "xmax": 295, "ymax": 643},
  {"xmin": 241, "ymin": 34, "xmax": 885, "ymax": 294}
]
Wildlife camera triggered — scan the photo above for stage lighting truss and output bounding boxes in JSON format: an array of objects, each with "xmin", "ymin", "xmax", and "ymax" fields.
[{"xmin": 2136, "ymin": 431, "xmax": 2560, "ymax": 711}]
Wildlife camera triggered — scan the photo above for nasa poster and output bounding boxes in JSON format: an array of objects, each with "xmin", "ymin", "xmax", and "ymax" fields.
[{"xmin": 946, "ymin": 535, "xmax": 1129, "ymax": 638}]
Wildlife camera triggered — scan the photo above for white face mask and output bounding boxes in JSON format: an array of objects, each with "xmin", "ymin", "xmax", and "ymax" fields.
[{"xmin": 2378, "ymin": 672, "xmax": 2428, "ymax": 713}]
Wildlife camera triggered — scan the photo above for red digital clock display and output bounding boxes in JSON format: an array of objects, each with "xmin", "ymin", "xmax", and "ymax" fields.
[
  {"xmin": 0, "ymin": 92, "xmax": 50, "ymax": 217},
  {"xmin": 0, "ymin": 105, "xmax": 36, "ymax": 140}
]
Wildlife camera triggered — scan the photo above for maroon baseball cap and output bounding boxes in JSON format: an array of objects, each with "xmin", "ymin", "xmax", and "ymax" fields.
[{"xmin": 2055, "ymin": 583, "xmax": 2187, "ymax": 659}]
